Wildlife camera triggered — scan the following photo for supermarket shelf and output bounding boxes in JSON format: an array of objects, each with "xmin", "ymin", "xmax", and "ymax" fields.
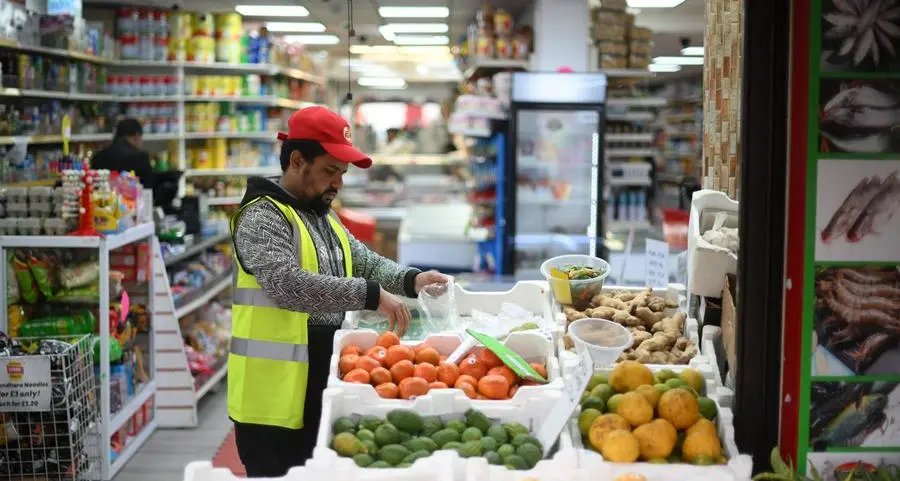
[
  {"xmin": 606, "ymin": 132, "xmax": 655, "ymax": 142},
  {"xmin": 0, "ymin": 39, "xmax": 112, "ymax": 64},
  {"xmin": 372, "ymin": 154, "xmax": 462, "ymax": 166},
  {"xmin": 607, "ymin": 111, "xmax": 655, "ymax": 122},
  {"xmin": 606, "ymin": 148, "xmax": 657, "ymax": 158},
  {"xmin": 185, "ymin": 166, "xmax": 281, "ymax": 177},
  {"xmin": 183, "ymin": 131, "xmax": 279, "ymax": 141},
  {"xmin": 112, "ymin": 60, "xmax": 326, "ymax": 84},
  {"xmin": 607, "ymin": 97, "xmax": 667, "ymax": 108},
  {"xmin": 183, "ymin": 95, "xmax": 317, "ymax": 109},
  {"xmin": 463, "ymin": 59, "xmax": 529, "ymax": 80},
  {"xmin": 607, "ymin": 219, "xmax": 653, "ymax": 231},
  {"xmin": 110, "ymin": 380, "xmax": 157, "ymax": 434},
  {"xmin": 109, "ymin": 418, "xmax": 158, "ymax": 479},
  {"xmin": 174, "ymin": 275, "xmax": 232, "ymax": 319},
  {"xmin": 206, "ymin": 196, "xmax": 243, "ymax": 206},
  {"xmin": 163, "ymin": 232, "xmax": 231, "ymax": 266},
  {"xmin": 0, "ymin": 178, "xmax": 58, "ymax": 187},
  {"xmin": 195, "ymin": 363, "xmax": 228, "ymax": 401},
  {"xmin": 0, "ymin": 222, "xmax": 154, "ymax": 249},
  {"xmin": 608, "ymin": 176, "xmax": 652, "ymax": 187},
  {"xmin": 0, "ymin": 87, "xmax": 118, "ymax": 102}
]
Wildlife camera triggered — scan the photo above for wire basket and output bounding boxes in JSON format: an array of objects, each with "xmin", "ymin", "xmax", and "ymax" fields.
[{"xmin": 0, "ymin": 335, "xmax": 100, "ymax": 480}]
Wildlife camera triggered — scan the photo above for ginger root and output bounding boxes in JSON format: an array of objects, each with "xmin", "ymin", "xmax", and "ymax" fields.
[
  {"xmin": 629, "ymin": 328, "xmax": 652, "ymax": 348},
  {"xmin": 634, "ymin": 307, "xmax": 664, "ymax": 329},
  {"xmin": 564, "ymin": 307, "xmax": 587, "ymax": 322},
  {"xmin": 586, "ymin": 306, "xmax": 618, "ymax": 319},
  {"xmin": 592, "ymin": 295, "xmax": 632, "ymax": 312}
]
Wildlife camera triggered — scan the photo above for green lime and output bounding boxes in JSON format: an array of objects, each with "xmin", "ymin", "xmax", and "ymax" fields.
[
  {"xmin": 656, "ymin": 369, "xmax": 678, "ymax": 382},
  {"xmin": 606, "ymin": 394, "xmax": 625, "ymax": 413},
  {"xmin": 578, "ymin": 408, "xmax": 602, "ymax": 436},
  {"xmin": 668, "ymin": 454, "xmax": 682, "ymax": 463},
  {"xmin": 357, "ymin": 429, "xmax": 375, "ymax": 442},
  {"xmin": 647, "ymin": 458, "xmax": 668, "ymax": 464},
  {"xmin": 581, "ymin": 396, "xmax": 606, "ymax": 413},
  {"xmin": 698, "ymin": 397, "xmax": 718, "ymax": 421},
  {"xmin": 587, "ymin": 373, "xmax": 608, "ymax": 391},
  {"xmin": 716, "ymin": 455, "xmax": 728, "ymax": 465},
  {"xmin": 665, "ymin": 378, "xmax": 689, "ymax": 390},
  {"xmin": 694, "ymin": 455, "xmax": 715, "ymax": 466},
  {"xmin": 654, "ymin": 383, "xmax": 671, "ymax": 395},
  {"xmin": 580, "ymin": 391, "xmax": 590, "ymax": 404},
  {"xmin": 589, "ymin": 384, "xmax": 615, "ymax": 404}
]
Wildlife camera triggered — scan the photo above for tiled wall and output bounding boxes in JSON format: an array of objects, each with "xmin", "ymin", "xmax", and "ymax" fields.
[{"xmin": 702, "ymin": 0, "xmax": 743, "ymax": 200}]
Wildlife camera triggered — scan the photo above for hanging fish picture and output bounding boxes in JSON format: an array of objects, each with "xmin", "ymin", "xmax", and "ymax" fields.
[
  {"xmin": 821, "ymin": 0, "xmax": 900, "ymax": 72},
  {"xmin": 808, "ymin": 381, "xmax": 899, "ymax": 451},
  {"xmin": 819, "ymin": 80, "xmax": 900, "ymax": 153},
  {"xmin": 821, "ymin": 171, "xmax": 900, "ymax": 243}
]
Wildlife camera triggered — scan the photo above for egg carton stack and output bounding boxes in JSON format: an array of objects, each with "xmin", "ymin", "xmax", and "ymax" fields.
[
  {"xmin": 0, "ymin": 185, "xmax": 68, "ymax": 235},
  {"xmin": 554, "ymin": 284, "xmax": 710, "ymax": 375},
  {"xmin": 565, "ymin": 365, "xmax": 752, "ymax": 481}
]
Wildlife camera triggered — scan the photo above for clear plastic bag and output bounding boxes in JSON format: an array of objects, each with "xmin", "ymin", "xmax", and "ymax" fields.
[{"xmin": 346, "ymin": 277, "xmax": 458, "ymax": 340}]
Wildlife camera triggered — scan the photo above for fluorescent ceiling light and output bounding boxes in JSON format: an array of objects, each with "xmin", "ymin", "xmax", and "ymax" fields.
[
  {"xmin": 648, "ymin": 63, "xmax": 682, "ymax": 72},
  {"xmin": 652, "ymin": 55, "xmax": 704, "ymax": 66},
  {"xmin": 350, "ymin": 45, "xmax": 451, "ymax": 55},
  {"xmin": 626, "ymin": 0, "xmax": 685, "ymax": 7},
  {"xmin": 235, "ymin": 5, "xmax": 309, "ymax": 17},
  {"xmin": 378, "ymin": 23, "xmax": 448, "ymax": 41},
  {"xmin": 283, "ymin": 34, "xmax": 341, "ymax": 45},
  {"xmin": 358, "ymin": 77, "xmax": 407, "ymax": 88},
  {"xmin": 379, "ymin": 6, "xmax": 450, "ymax": 18},
  {"xmin": 681, "ymin": 46, "xmax": 704, "ymax": 56},
  {"xmin": 393, "ymin": 35, "xmax": 449, "ymax": 45},
  {"xmin": 266, "ymin": 22, "xmax": 326, "ymax": 33}
]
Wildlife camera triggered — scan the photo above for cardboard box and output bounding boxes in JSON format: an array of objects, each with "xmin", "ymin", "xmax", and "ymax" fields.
[{"xmin": 721, "ymin": 273, "xmax": 737, "ymax": 378}]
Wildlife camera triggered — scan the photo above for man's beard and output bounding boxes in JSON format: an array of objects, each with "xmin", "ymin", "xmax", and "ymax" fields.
[{"xmin": 309, "ymin": 189, "xmax": 337, "ymax": 215}]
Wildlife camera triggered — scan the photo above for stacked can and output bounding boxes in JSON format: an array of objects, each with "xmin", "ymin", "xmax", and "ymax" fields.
[
  {"xmin": 188, "ymin": 13, "xmax": 216, "ymax": 63},
  {"xmin": 215, "ymin": 13, "xmax": 243, "ymax": 64},
  {"xmin": 168, "ymin": 11, "xmax": 193, "ymax": 61}
]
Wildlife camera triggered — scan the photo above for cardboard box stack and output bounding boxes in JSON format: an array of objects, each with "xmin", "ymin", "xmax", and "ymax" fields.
[{"xmin": 591, "ymin": 0, "xmax": 654, "ymax": 70}]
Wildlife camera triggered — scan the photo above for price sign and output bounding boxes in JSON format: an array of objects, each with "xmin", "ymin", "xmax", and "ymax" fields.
[
  {"xmin": 645, "ymin": 238, "xmax": 670, "ymax": 288},
  {"xmin": 534, "ymin": 350, "xmax": 593, "ymax": 457},
  {"xmin": 0, "ymin": 357, "xmax": 51, "ymax": 412}
]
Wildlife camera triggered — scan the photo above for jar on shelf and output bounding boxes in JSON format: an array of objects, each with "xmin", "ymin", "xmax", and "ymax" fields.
[
  {"xmin": 117, "ymin": 8, "xmax": 139, "ymax": 36},
  {"xmin": 495, "ymin": 36, "xmax": 513, "ymax": 59},
  {"xmin": 138, "ymin": 9, "xmax": 154, "ymax": 35},
  {"xmin": 155, "ymin": 11, "xmax": 169, "ymax": 37},
  {"xmin": 512, "ymin": 28, "xmax": 530, "ymax": 59},
  {"xmin": 120, "ymin": 34, "xmax": 139, "ymax": 60},
  {"xmin": 494, "ymin": 9, "xmax": 513, "ymax": 36},
  {"xmin": 476, "ymin": 32, "xmax": 495, "ymax": 59},
  {"xmin": 476, "ymin": 1, "xmax": 495, "ymax": 34},
  {"xmin": 154, "ymin": 36, "xmax": 168, "ymax": 61},
  {"xmin": 139, "ymin": 76, "xmax": 154, "ymax": 96},
  {"xmin": 165, "ymin": 76, "xmax": 178, "ymax": 95},
  {"xmin": 139, "ymin": 32, "xmax": 156, "ymax": 61}
]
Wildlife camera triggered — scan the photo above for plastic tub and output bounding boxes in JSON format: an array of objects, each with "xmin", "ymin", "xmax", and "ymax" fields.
[
  {"xmin": 567, "ymin": 318, "xmax": 632, "ymax": 365},
  {"xmin": 540, "ymin": 255, "xmax": 610, "ymax": 309}
]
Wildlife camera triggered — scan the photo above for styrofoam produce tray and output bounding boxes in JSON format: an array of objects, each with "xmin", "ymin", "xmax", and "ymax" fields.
[
  {"xmin": 343, "ymin": 281, "xmax": 562, "ymax": 342},
  {"xmin": 555, "ymin": 284, "xmax": 711, "ymax": 375},
  {"xmin": 700, "ymin": 326, "xmax": 735, "ymax": 408},
  {"xmin": 182, "ymin": 454, "xmax": 457, "ymax": 481},
  {"xmin": 327, "ymin": 330, "xmax": 563, "ymax": 405},
  {"xmin": 687, "ymin": 190, "xmax": 739, "ymax": 299},
  {"xmin": 313, "ymin": 386, "xmax": 575, "ymax": 478},
  {"xmin": 567, "ymin": 366, "xmax": 752, "ymax": 481}
]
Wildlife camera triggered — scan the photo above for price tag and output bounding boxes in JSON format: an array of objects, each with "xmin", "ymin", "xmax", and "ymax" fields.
[
  {"xmin": 645, "ymin": 238, "xmax": 670, "ymax": 288},
  {"xmin": 534, "ymin": 350, "xmax": 593, "ymax": 457},
  {"xmin": 0, "ymin": 357, "xmax": 51, "ymax": 412}
]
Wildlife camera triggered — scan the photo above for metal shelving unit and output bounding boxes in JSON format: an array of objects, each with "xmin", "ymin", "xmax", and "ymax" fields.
[{"xmin": 0, "ymin": 223, "xmax": 157, "ymax": 480}]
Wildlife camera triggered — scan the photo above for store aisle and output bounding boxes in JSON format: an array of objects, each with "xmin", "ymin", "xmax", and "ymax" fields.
[{"xmin": 113, "ymin": 388, "xmax": 231, "ymax": 481}]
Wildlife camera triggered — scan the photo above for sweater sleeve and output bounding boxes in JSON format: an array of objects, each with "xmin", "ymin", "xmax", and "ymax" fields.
[{"xmin": 233, "ymin": 200, "xmax": 370, "ymax": 313}]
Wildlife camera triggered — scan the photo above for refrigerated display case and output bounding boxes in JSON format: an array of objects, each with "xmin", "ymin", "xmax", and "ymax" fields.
[{"xmin": 500, "ymin": 72, "xmax": 608, "ymax": 276}]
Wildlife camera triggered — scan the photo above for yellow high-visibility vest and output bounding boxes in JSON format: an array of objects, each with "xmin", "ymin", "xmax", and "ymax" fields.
[{"xmin": 227, "ymin": 195, "xmax": 352, "ymax": 429}]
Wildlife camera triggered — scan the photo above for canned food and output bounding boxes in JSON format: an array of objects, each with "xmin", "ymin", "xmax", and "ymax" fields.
[
  {"xmin": 476, "ymin": 36, "xmax": 495, "ymax": 59},
  {"xmin": 494, "ymin": 9, "xmax": 513, "ymax": 36},
  {"xmin": 169, "ymin": 12, "xmax": 193, "ymax": 39},
  {"xmin": 495, "ymin": 36, "xmax": 513, "ymax": 59},
  {"xmin": 215, "ymin": 13, "xmax": 242, "ymax": 37},
  {"xmin": 167, "ymin": 38, "xmax": 187, "ymax": 61},
  {"xmin": 188, "ymin": 36, "xmax": 215, "ymax": 63},
  {"xmin": 193, "ymin": 14, "xmax": 214, "ymax": 37}
]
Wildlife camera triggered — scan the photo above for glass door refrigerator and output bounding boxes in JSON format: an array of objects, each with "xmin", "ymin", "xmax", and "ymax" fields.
[{"xmin": 499, "ymin": 72, "xmax": 608, "ymax": 277}]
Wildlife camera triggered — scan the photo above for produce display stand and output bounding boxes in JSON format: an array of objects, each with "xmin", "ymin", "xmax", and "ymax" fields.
[
  {"xmin": 0, "ymin": 223, "xmax": 157, "ymax": 480},
  {"xmin": 152, "ymin": 236, "xmax": 233, "ymax": 428}
]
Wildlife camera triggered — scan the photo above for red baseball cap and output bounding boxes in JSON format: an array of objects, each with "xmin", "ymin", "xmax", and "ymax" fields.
[{"xmin": 277, "ymin": 106, "xmax": 373, "ymax": 169}]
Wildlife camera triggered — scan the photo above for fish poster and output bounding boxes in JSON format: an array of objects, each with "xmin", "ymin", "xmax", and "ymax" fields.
[
  {"xmin": 819, "ymin": 80, "xmax": 900, "ymax": 154},
  {"xmin": 791, "ymin": 0, "xmax": 900, "ymax": 474},
  {"xmin": 820, "ymin": 0, "xmax": 900, "ymax": 73},
  {"xmin": 815, "ymin": 159, "xmax": 900, "ymax": 261},
  {"xmin": 809, "ymin": 382, "xmax": 900, "ymax": 450}
]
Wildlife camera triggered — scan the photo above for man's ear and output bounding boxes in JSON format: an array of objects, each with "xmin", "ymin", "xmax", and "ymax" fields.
[{"xmin": 290, "ymin": 150, "xmax": 304, "ymax": 169}]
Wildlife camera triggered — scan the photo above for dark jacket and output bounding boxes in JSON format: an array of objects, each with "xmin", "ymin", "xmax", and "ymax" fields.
[{"xmin": 90, "ymin": 138, "xmax": 154, "ymax": 188}]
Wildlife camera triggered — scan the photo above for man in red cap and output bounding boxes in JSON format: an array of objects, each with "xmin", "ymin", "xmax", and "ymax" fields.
[{"xmin": 227, "ymin": 106, "xmax": 448, "ymax": 476}]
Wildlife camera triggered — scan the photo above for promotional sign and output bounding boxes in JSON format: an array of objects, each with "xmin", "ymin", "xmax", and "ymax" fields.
[
  {"xmin": 784, "ymin": 0, "xmax": 900, "ymax": 474},
  {"xmin": 645, "ymin": 238, "xmax": 670, "ymax": 288},
  {"xmin": 0, "ymin": 357, "xmax": 51, "ymax": 412}
]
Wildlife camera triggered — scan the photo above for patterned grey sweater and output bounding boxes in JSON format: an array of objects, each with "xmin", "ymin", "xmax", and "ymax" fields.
[{"xmin": 232, "ymin": 177, "xmax": 420, "ymax": 326}]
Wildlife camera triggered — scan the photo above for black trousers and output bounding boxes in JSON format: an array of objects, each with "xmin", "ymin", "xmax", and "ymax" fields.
[{"xmin": 233, "ymin": 324, "xmax": 338, "ymax": 477}]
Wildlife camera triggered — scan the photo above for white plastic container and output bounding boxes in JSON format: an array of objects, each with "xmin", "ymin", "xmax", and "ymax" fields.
[
  {"xmin": 687, "ymin": 190, "xmax": 739, "ymax": 299},
  {"xmin": 567, "ymin": 318, "xmax": 632, "ymax": 365},
  {"xmin": 570, "ymin": 384, "xmax": 752, "ymax": 481},
  {"xmin": 540, "ymin": 255, "xmax": 611, "ymax": 309},
  {"xmin": 313, "ymin": 386, "xmax": 574, "ymax": 474},
  {"xmin": 327, "ymin": 330, "xmax": 563, "ymax": 405},
  {"xmin": 556, "ymin": 284, "xmax": 711, "ymax": 375},
  {"xmin": 305, "ymin": 449, "xmax": 457, "ymax": 481},
  {"xmin": 700, "ymin": 326, "xmax": 735, "ymax": 408}
]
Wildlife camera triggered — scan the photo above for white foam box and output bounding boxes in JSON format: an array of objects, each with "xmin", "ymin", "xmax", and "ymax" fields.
[
  {"xmin": 313, "ymin": 386, "xmax": 575, "ymax": 477},
  {"xmin": 699, "ymin": 326, "xmax": 735, "ymax": 408},
  {"xmin": 555, "ymin": 284, "xmax": 711, "ymax": 376},
  {"xmin": 327, "ymin": 330, "xmax": 564, "ymax": 406},
  {"xmin": 566, "ymin": 367, "xmax": 752, "ymax": 481},
  {"xmin": 687, "ymin": 190, "xmax": 739, "ymax": 299},
  {"xmin": 343, "ymin": 281, "xmax": 561, "ymax": 343}
]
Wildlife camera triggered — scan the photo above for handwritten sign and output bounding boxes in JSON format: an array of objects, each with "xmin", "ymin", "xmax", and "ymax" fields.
[
  {"xmin": 0, "ymin": 357, "xmax": 51, "ymax": 412},
  {"xmin": 645, "ymin": 238, "xmax": 670, "ymax": 288},
  {"xmin": 534, "ymin": 350, "xmax": 593, "ymax": 456}
]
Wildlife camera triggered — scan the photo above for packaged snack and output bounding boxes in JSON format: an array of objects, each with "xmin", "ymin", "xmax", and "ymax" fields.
[
  {"xmin": 12, "ymin": 254, "xmax": 38, "ymax": 304},
  {"xmin": 7, "ymin": 305, "xmax": 24, "ymax": 338},
  {"xmin": 28, "ymin": 252, "xmax": 55, "ymax": 299},
  {"xmin": 7, "ymin": 254, "xmax": 19, "ymax": 305},
  {"xmin": 59, "ymin": 262, "xmax": 100, "ymax": 289}
]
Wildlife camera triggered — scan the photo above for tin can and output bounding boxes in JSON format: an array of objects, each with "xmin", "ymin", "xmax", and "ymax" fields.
[
  {"xmin": 169, "ymin": 12, "xmax": 193, "ymax": 40},
  {"xmin": 167, "ymin": 38, "xmax": 187, "ymax": 62},
  {"xmin": 216, "ymin": 38, "xmax": 242, "ymax": 64},
  {"xmin": 494, "ymin": 9, "xmax": 513, "ymax": 36},
  {"xmin": 192, "ymin": 14, "xmax": 214, "ymax": 37},
  {"xmin": 214, "ymin": 13, "xmax": 242, "ymax": 38},
  {"xmin": 495, "ymin": 36, "xmax": 513, "ymax": 59},
  {"xmin": 188, "ymin": 36, "xmax": 215, "ymax": 63},
  {"xmin": 476, "ymin": 36, "xmax": 495, "ymax": 59}
]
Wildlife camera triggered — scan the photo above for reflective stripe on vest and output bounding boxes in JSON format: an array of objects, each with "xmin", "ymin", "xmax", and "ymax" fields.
[{"xmin": 227, "ymin": 195, "xmax": 352, "ymax": 429}]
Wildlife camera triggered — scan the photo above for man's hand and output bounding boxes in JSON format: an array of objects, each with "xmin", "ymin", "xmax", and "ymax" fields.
[
  {"xmin": 414, "ymin": 270, "xmax": 451, "ymax": 295},
  {"xmin": 377, "ymin": 287, "xmax": 412, "ymax": 337}
]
